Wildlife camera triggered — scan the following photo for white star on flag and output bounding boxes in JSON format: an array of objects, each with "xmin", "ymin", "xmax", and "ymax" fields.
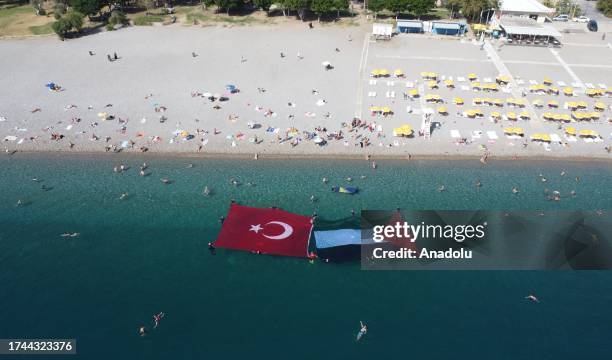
[{"xmin": 249, "ymin": 224, "xmax": 263, "ymax": 233}]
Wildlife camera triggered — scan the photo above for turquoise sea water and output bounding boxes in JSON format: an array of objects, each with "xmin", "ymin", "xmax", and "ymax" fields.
[{"xmin": 0, "ymin": 154, "xmax": 611, "ymax": 359}]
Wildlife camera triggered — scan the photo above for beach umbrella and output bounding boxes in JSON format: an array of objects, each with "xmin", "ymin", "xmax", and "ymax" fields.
[
  {"xmin": 381, "ymin": 106, "xmax": 392, "ymax": 114},
  {"xmin": 543, "ymin": 77, "xmax": 553, "ymax": 85},
  {"xmin": 393, "ymin": 125, "xmax": 413, "ymax": 137},
  {"xmin": 496, "ymin": 75, "xmax": 510, "ymax": 84},
  {"xmin": 379, "ymin": 69, "xmax": 390, "ymax": 77},
  {"xmin": 473, "ymin": 97, "xmax": 483, "ymax": 105},
  {"xmin": 503, "ymin": 127, "xmax": 514, "ymax": 135},
  {"xmin": 519, "ymin": 111, "xmax": 530, "ymax": 119},
  {"xmin": 563, "ymin": 87, "xmax": 574, "ymax": 96},
  {"xmin": 507, "ymin": 112, "xmax": 517, "ymax": 121},
  {"xmin": 548, "ymin": 87, "xmax": 559, "ymax": 95},
  {"xmin": 408, "ymin": 89, "xmax": 419, "ymax": 98},
  {"xmin": 491, "ymin": 111, "xmax": 501, "ymax": 119},
  {"xmin": 393, "ymin": 69, "xmax": 404, "ymax": 77},
  {"xmin": 547, "ymin": 100, "xmax": 559, "ymax": 108},
  {"xmin": 566, "ymin": 101, "xmax": 578, "ymax": 110},
  {"xmin": 444, "ymin": 79, "xmax": 454, "ymax": 88},
  {"xmin": 594, "ymin": 102, "xmax": 606, "ymax": 111},
  {"xmin": 369, "ymin": 106, "xmax": 381, "ymax": 113},
  {"xmin": 371, "ymin": 69, "xmax": 380, "ymax": 77},
  {"xmin": 565, "ymin": 127, "xmax": 576, "ymax": 136},
  {"xmin": 579, "ymin": 129, "xmax": 599, "ymax": 138},
  {"xmin": 466, "ymin": 109, "xmax": 477, "ymax": 118},
  {"xmin": 576, "ymin": 101, "xmax": 588, "ymax": 109},
  {"xmin": 560, "ymin": 114, "xmax": 571, "ymax": 122},
  {"xmin": 437, "ymin": 106, "xmax": 447, "ymax": 115},
  {"xmin": 532, "ymin": 99, "xmax": 543, "ymax": 107},
  {"xmin": 471, "ymin": 82, "xmax": 481, "ymax": 90},
  {"xmin": 468, "ymin": 73, "xmax": 477, "ymax": 81},
  {"xmin": 428, "ymin": 80, "xmax": 438, "ymax": 89},
  {"xmin": 590, "ymin": 112, "xmax": 600, "ymax": 120},
  {"xmin": 420, "ymin": 71, "xmax": 429, "ymax": 78},
  {"xmin": 514, "ymin": 127, "xmax": 525, "ymax": 136},
  {"xmin": 453, "ymin": 97, "xmax": 464, "ymax": 105}
]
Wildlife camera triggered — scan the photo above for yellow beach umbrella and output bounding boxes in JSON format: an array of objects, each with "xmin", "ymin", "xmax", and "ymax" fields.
[
  {"xmin": 532, "ymin": 99, "xmax": 543, "ymax": 107},
  {"xmin": 579, "ymin": 129, "xmax": 599, "ymax": 138},
  {"xmin": 548, "ymin": 87, "xmax": 559, "ymax": 95},
  {"xmin": 563, "ymin": 87, "xmax": 574, "ymax": 96},
  {"xmin": 371, "ymin": 69, "xmax": 381, "ymax": 77},
  {"xmin": 503, "ymin": 127, "xmax": 515, "ymax": 134},
  {"xmin": 393, "ymin": 125, "xmax": 413, "ymax": 137},
  {"xmin": 543, "ymin": 77, "xmax": 553, "ymax": 85},
  {"xmin": 547, "ymin": 100, "xmax": 559, "ymax": 108},
  {"xmin": 590, "ymin": 112, "xmax": 600, "ymax": 120},
  {"xmin": 428, "ymin": 80, "xmax": 438, "ymax": 89},
  {"xmin": 507, "ymin": 112, "xmax": 517, "ymax": 120},
  {"xmin": 409, "ymin": 89, "xmax": 419, "ymax": 97},
  {"xmin": 496, "ymin": 75, "xmax": 510, "ymax": 84},
  {"xmin": 454, "ymin": 97, "xmax": 464, "ymax": 105},
  {"xmin": 514, "ymin": 127, "xmax": 525, "ymax": 135},
  {"xmin": 444, "ymin": 79, "xmax": 455, "ymax": 88},
  {"xmin": 369, "ymin": 106, "xmax": 381, "ymax": 112},
  {"xmin": 491, "ymin": 111, "xmax": 501, "ymax": 118},
  {"xmin": 471, "ymin": 82, "xmax": 481, "ymax": 90},
  {"xmin": 437, "ymin": 106, "xmax": 448, "ymax": 114},
  {"xmin": 566, "ymin": 101, "xmax": 578, "ymax": 110},
  {"xmin": 466, "ymin": 109, "xmax": 478, "ymax": 118},
  {"xmin": 594, "ymin": 102, "xmax": 606, "ymax": 111},
  {"xmin": 560, "ymin": 114, "xmax": 571, "ymax": 122},
  {"xmin": 379, "ymin": 69, "xmax": 390, "ymax": 76},
  {"xmin": 473, "ymin": 97, "xmax": 483, "ymax": 105},
  {"xmin": 381, "ymin": 106, "xmax": 392, "ymax": 114},
  {"xmin": 468, "ymin": 73, "xmax": 477, "ymax": 81},
  {"xmin": 576, "ymin": 101, "xmax": 588, "ymax": 109},
  {"xmin": 519, "ymin": 111, "xmax": 530, "ymax": 119},
  {"xmin": 565, "ymin": 127, "xmax": 576, "ymax": 136},
  {"xmin": 394, "ymin": 69, "xmax": 404, "ymax": 77}
]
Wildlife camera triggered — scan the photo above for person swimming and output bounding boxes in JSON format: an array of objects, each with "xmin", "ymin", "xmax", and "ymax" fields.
[
  {"xmin": 356, "ymin": 321, "xmax": 367, "ymax": 341},
  {"xmin": 512, "ymin": 187, "xmax": 519, "ymax": 194},
  {"xmin": 120, "ymin": 192, "xmax": 128, "ymax": 200},
  {"xmin": 153, "ymin": 312, "xmax": 165, "ymax": 329},
  {"xmin": 322, "ymin": 177, "xmax": 328, "ymax": 184},
  {"xmin": 525, "ymin": 294, "xmax": 539, "ymax": 303}
]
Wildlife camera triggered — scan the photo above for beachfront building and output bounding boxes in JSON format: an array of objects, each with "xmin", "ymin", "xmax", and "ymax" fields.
[
  {"xmin": 493, "ymin": 0, "xmax": 556, "ymax": 23},
  {"xmin": 397, "ymin": 20, "xmax": 424, "ymax": 34},
  {"xmin": 497, "ymin": 16, "xmax": 563, "ymax": 46},
  {"xmin": 430, "ymin": 21, "xmax": 468, "ymax": 36}
]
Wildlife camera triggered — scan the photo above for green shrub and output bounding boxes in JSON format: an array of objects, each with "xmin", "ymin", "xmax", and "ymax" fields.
[{"xmin": 109, "ymin": 10, "xmax": 128, "ymax": 26}]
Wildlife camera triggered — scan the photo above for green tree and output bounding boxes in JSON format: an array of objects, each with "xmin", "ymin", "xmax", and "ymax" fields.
[
  {"xmin": 51, "ymin": 11, "xmax": 85, "ymax": 39},
  {"xmin": 387, "ymin": 0, "xmax": 409, "ymax": 16},
  {"xmin": 555, "ymin": 0, "xmax": 581, "ymax": 16},
  {"xmin": 597, "ymin": 0, "xmax": 612, "ymax": 17},
  {"xmin": 311, "ymin": 0, "xmax": 334, "ymax": 21},
  {"xmin": 53, "ymin": 1, "xmax": 67, "ymax": 19},
  {"xmin": 109, "ymin": 10, "xmax": 128, "ymax": 25},
  {"xmin": 333, "ymin": 0, "xmax": 348, "ymax": 17},
  {"xmin": 214, "ymin": 0, "xmax": 243, "ymax": 14},
  {"xmin": 409, "ymin": 0, "xmax": 434, "ymax": 18},
  {"xmin": 65, "ymin": 11, "xmax": 84, "ymax": 31},
  {"xmin": 367, "ymin": 0, "xmax": 386, "ymax": 18},
  {"xmin": 69, "ymin": 0, "xmax": 103, "ymax": 16},
  {"xmin": 254, "ymin": 0, "xmax": 273, "ymax": 13},
  {"xmin": 286, "ymin": 0, "xmax": 310, "ymax": 20}
]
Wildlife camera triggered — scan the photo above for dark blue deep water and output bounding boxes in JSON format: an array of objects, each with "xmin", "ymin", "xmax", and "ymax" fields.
[{"xmin": 0, "ymin": 154, "xmax": 610, "ymax": 359}]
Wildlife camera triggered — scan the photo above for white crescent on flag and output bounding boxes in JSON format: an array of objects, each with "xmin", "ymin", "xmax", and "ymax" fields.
[{"xmin": 262, "ymin": 221, "xmax": 293, "ymax": 240}]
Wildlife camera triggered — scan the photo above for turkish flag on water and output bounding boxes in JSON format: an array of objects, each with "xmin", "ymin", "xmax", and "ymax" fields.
[{"xmin": 215, "ymin": 204, "xmax": 314, "ymax": 257}]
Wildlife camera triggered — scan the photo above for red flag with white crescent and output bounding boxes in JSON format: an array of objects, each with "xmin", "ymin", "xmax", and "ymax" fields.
[{"xmin": 215, "ymin": 204, "xmax": 313, "ymax": 257}]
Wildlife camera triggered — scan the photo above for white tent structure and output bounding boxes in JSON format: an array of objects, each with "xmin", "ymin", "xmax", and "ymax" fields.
[
  {"xmin": 372, "ymin": 23, "xmax": 393, "ymax": 40},
  {"xmin": 494, "ymin": 0, "xmax": 555, "ymax": 23}
]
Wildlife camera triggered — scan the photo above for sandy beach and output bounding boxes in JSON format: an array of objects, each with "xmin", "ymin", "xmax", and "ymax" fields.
[{"xmin": 0, "ymin": 23, "xmax": 610, "ymax": 159}]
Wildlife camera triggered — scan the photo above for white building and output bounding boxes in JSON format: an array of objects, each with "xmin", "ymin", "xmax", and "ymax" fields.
[{"xmin": 494, "ymin": 0, "xmax": 555, "ymax": 23}]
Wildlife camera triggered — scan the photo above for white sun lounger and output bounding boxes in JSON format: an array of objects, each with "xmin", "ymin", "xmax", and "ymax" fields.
[
  {"xmin": 585, "ymin": 83, "xmax": 594, "ymax": 88},
  {"xmin": 369, "ymin": 79, "xmax": 377, "ymax": 85},
  {"xmin": 571, "ymin": 82, "xmax": 582, "ymax": 88},
  {"xmin": 450, "ymin": 130, "xmax": 461, "ymax": 138},
  {"xmin": 472, "ymin": 130, "xmax": 483, "ymax": 139},
  {"xmin": 461, "ymin": 85, "xmax": 470, "ymax": 91},
  {"xmin": 405, "ymin": 82, "xmax": 414, "ymax": 88},
  {"xmin": 457, "ymin": 77, "xmax": 466, "ymax": 82},
  {"xmin": 529, "ymin": 80, "xmax": 538, "ymax": 85},
  {"xmin": 387, "ymin": 81, "xmax": 395, "ymax": 86},
  {"xmin": 484, "ymin": 77, "xmax": 492, "ymax": 83},
  {"xmin": 486, "ymin": 131, "xmax": 498, "ymax": 140},
  {"xmin": 557, "ymin": 81, "xmax": 566, "ymax": 87},
  {"xmin": 516, "ymin": 79, "xmax": 525, "ymax": 85},
  {"xmin": 550, "ymin": 134, "xmax": 561, "ymax": 142}
]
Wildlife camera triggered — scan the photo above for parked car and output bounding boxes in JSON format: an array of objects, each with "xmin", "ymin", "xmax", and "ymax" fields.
[
  {"xmin": 573, "ymin": 16, "xmax": 590, "ymax": 23},
  {"xmin": 553, "ymin": 14, "xmax": 570, "ymax": 21},
  {"xmin": 587, "ymin": 20, "xmax": 598, "ymax": 32}
]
